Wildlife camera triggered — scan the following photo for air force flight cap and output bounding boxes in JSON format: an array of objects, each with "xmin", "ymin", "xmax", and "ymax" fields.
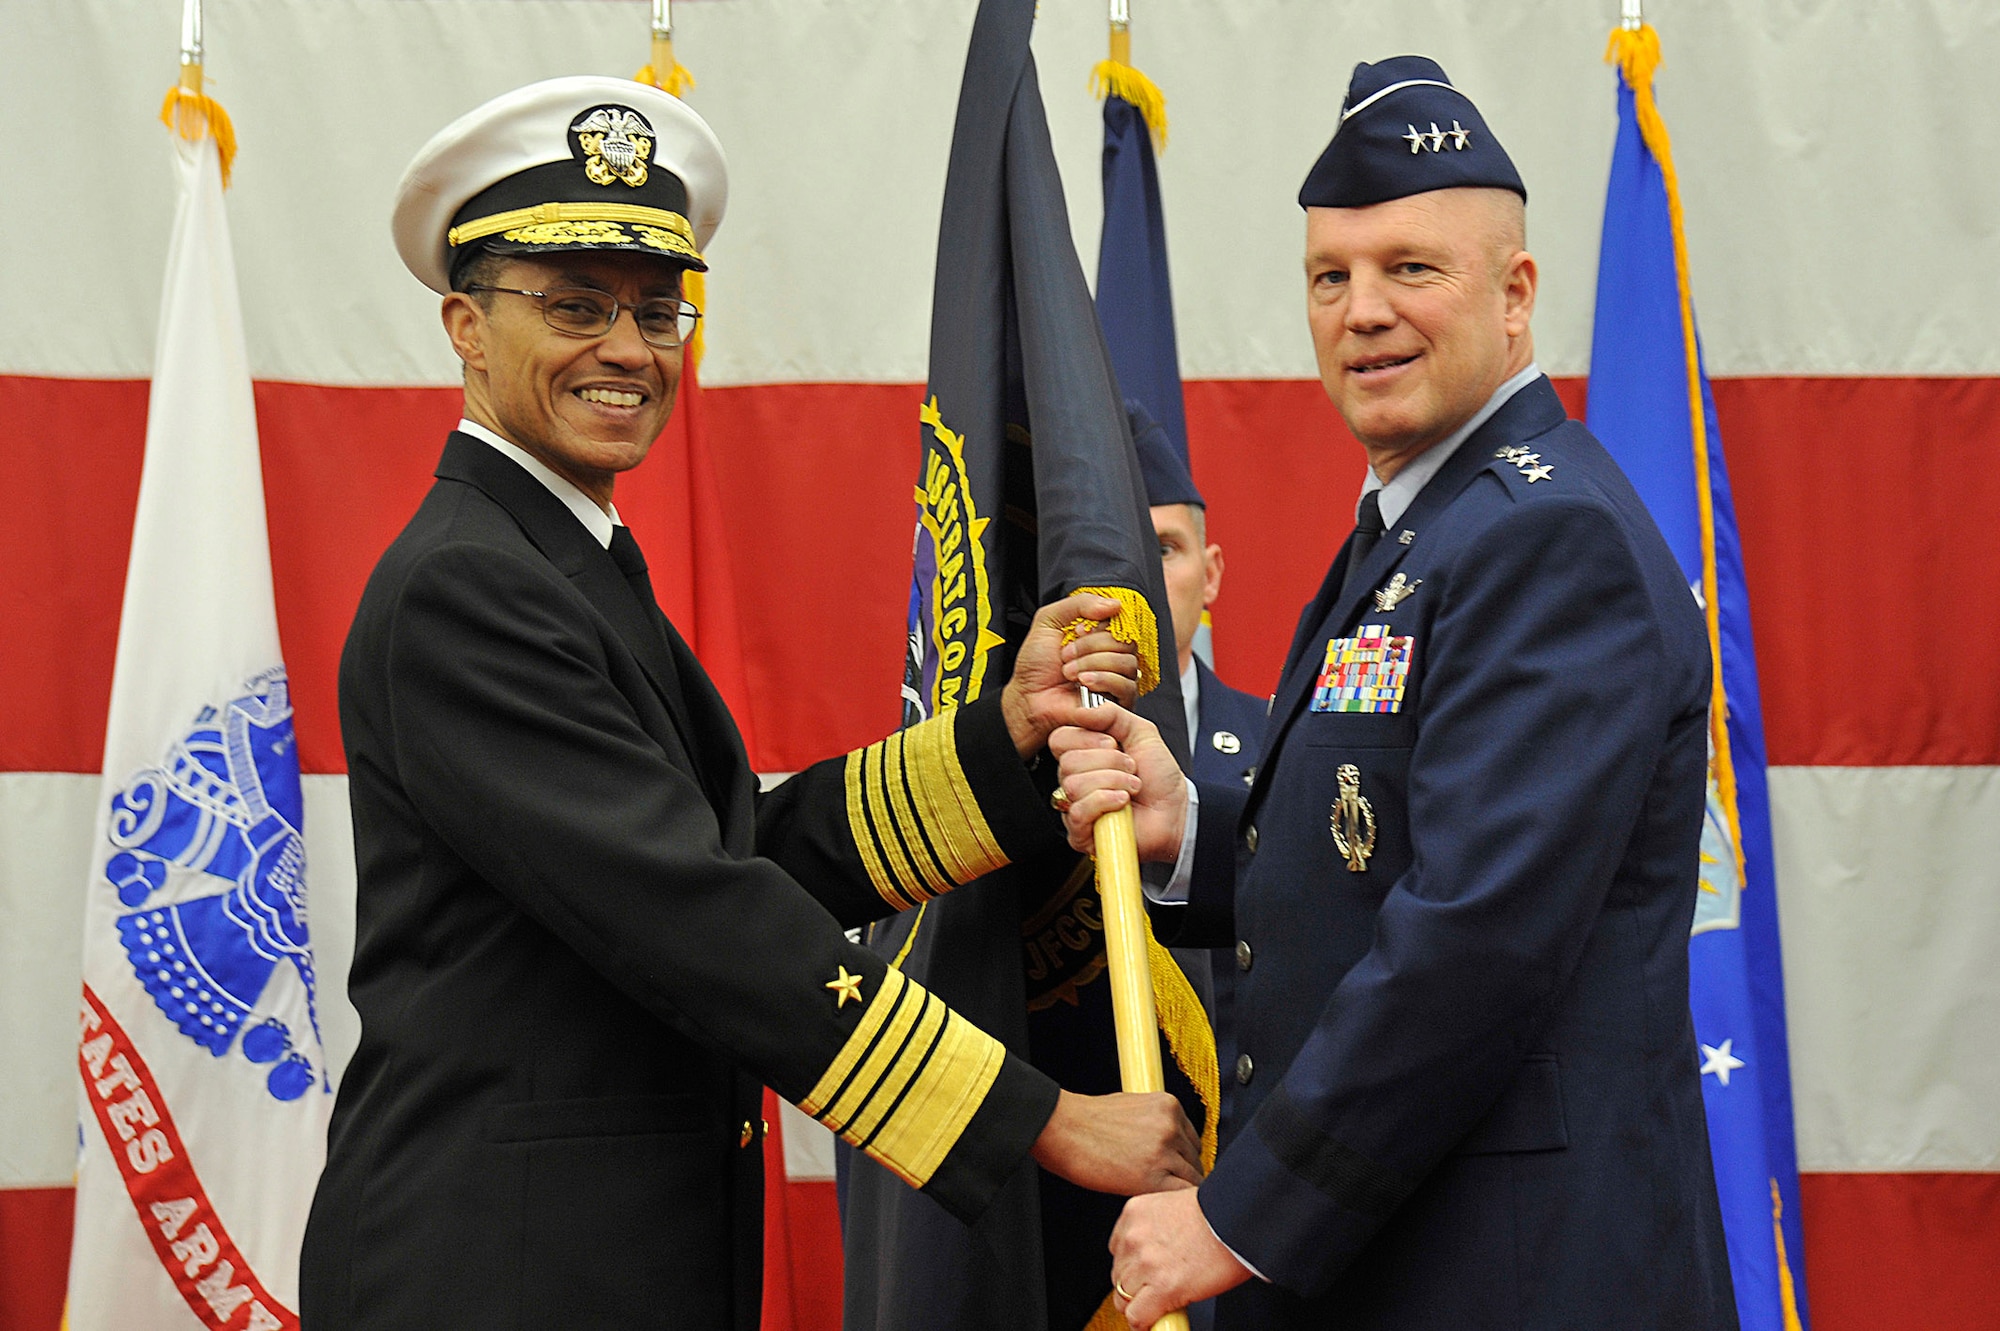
[
  {"xmin": 393, "ymin": 75, "xmax": 728, "ymax": 294},
  {"xmin": 1128, "ymin": 398, "xmax": 1204, "ymax": 510},
  {"xmin": 1299, "ymin": 56, "xmax": 1525, "ymax": 209}
]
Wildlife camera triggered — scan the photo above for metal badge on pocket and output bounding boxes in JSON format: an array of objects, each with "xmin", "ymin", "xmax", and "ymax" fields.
[{"xmin": 1330, "ymin": 764, "xmax": 1376, "ymax": 872}]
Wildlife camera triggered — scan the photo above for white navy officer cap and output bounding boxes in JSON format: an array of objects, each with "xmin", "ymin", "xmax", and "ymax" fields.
[{"xmin": 393, "ymin": 75, "xmax": 728, "ymax": 295}]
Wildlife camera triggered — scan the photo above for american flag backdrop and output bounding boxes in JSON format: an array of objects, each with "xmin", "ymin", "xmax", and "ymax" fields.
[{"xmin": 2, "ymin": 4, "xmax": 1996, "ymax": 1329}]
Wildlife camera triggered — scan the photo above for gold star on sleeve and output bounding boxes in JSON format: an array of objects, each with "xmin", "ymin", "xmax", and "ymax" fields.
[{"xmin": 826, "ymin": 966, "xmax": 865, "ymax": 1008}]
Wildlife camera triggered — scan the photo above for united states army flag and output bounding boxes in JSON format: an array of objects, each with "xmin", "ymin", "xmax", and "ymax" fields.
[{"xmin": 66, "ymin": 121, "xmax": 327, "ymax": 1331}]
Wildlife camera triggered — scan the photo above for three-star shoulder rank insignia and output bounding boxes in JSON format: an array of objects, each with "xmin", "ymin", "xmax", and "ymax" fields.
[
  {"xmin": 1496, "ymin": 446, "xmax": 1554, "ymax": 483},
  {"xmin": 1374, "ymin": 572, "xmax": 1422, "ymax": 613},
  {"xmin": 826, "ymin": 965, "xmax": 865, "ymax": 1009}
]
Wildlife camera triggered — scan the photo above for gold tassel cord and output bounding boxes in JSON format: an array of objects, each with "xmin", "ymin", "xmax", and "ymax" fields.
[
  {"xmin": 159, "ymin": 81, "xmax": 237, "ymax": 188},
  {"xmin": 1603, "ymin": 23, "xmax": 1745, "ymax": 890},
  {"xmin": 1090, "ymin": 59, "xmax": 1168, "ymax": 150},
  {"xmin": 1064, "ymin": 586, "xmax": 1162, "ymax": 696}
]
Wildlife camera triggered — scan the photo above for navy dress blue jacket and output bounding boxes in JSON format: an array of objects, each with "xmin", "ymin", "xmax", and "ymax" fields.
[{"xmin": 1172, "ymin": 379, "xmax": 1737, "ymax": 1329}]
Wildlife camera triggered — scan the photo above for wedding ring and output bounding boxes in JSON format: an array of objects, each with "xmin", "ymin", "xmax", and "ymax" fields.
[
  {"xmin": 1114, "ymin": 1278, "xmax": 1135, "ymax": 1301},
  {"xmin": 1051, "ymin": 784, "xmax": 1073, "ymax": 812}
]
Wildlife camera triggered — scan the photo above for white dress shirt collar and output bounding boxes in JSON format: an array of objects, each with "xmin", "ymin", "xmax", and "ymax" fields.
[
  {"xmin": 1357, "ymin": 363, "xmax": 1543, "ymax": 531},
  {"xmin": 457, "ymin": 418, "xmax": 621, "ymax": 550}
]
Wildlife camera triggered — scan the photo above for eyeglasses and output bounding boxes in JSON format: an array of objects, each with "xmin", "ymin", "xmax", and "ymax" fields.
[{"xmin": 467, "ymin": 284, "xmax": 702, "ymax": 349}]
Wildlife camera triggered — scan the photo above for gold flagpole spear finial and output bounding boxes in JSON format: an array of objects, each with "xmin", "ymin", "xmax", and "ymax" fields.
[{"xmin": 161, "ymin": 0, "xmax": 238, "ymax": 185}]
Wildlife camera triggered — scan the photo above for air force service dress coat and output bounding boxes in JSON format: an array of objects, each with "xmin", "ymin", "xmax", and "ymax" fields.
[
  {"xmin": 1174, "ymin": 379, "xmax": 1737, "ymax": 1328},
  {"xmin": 1187, "ymin": 659, "xmax": 1265, "ymax": 1130},
  {"xmin": 302, "ymin": 434, "xmax": 1070, "ymax": 1331}
]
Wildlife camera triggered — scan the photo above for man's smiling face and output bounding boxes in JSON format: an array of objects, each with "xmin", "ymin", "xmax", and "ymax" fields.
[
  {"xmin": 446, "ymin": 249, "xmax": 686, "ymax": 504},
  {"xmin": 1303, "ymin": 188, "xmax": 1534, "ymax": 473}
]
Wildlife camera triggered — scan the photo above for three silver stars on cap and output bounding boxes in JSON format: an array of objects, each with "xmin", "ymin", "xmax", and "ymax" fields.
[{"xmin": 1404, "ymin": 120, "xmax": 1473, "ymax": 154}]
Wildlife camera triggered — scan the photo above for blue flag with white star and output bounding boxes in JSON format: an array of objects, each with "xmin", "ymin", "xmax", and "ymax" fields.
[{"xmin": 1587, "ymin": 29, "xmax": 1809, "ymax": 1331}]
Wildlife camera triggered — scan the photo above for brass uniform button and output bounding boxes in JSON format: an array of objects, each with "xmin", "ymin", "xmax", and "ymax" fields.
[
  {"xmin": 1235, "ymin": 1054, "xmax": 1254, "ymax": 1086},
  {"xmin": 1236, "ymin": 940, "xmax": 1253, "ymax": 972},
  {"xmin": 1245, "ymin": 825, "xmax": 1259, "ymax": 853}
]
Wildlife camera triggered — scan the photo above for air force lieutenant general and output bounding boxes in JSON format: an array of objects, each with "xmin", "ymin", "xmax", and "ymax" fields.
[{"xmin": 1054, "ymin": 57, "xmax": 1736, "ymax": 1331}]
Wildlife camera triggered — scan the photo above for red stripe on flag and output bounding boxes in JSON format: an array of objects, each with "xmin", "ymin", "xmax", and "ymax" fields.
[
  {"xmin": 0, "ymin": 375, "xmax": 148, "ymax": 774},
  {"xmin": 76, "ymin": 985, "xmax": 297, "ymax": 1330},
  {"xmin": 1799, "ymin": 1171, "xmax": 2000, "ymax": 1331},
  {"xmin": 1710, "ymin": 377, "xmax": 2000, "ymax": 766},
  {"xmin": 8, "ymin": 375, "xmax": 2000, "ymax": 774},
  {"xmin": 0, "ymin": 1186, "xmax": 73, "ymax": 1331}
]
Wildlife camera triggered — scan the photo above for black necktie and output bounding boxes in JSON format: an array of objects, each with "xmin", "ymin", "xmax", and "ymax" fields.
[
  {"xmin": 1337, "ymin": 489, "xmax": 1386, "ymax": 608},
  {"xmin": 608, "ymin": 524, "xmax": 656, "ymax": 609}
]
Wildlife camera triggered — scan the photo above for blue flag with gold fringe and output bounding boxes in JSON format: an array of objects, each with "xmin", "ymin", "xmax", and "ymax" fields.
[
  {"xmin": 840, "ymin": 2, "xmax": 1217, "ymax": 1329},
  {"xmin": 1587, "ymin": 26, "xmax": 1809, "ymax": 1331},
  {"xmin": 1093, "ymin": 55, "xmax": 1186, "ymax": 470}
]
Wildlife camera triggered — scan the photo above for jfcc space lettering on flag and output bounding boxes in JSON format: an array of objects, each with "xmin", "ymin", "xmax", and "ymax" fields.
[{"xmin": 65, "ymin": 93, "xmax": 328, "ymax": 1331}]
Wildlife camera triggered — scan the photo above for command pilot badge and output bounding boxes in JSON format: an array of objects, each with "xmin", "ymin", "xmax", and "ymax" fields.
[
  {"xmin": 571, "ymin": 106, "xmax": 654, "ymax": 187},
  {"xmin": 1374, "ymin": 573, "xmax": 1421, "ymax": 613},
  {"xmin": 1330, "ymin": 764, "xmax": 1376, "ymax": 872}
]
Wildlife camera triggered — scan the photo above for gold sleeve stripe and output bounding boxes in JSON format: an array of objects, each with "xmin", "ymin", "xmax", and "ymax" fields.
[
  {"xmin": 843, "ymin": 749, "xmax": 909, "ymax": 911},
  {"xmin": 857, "ymin": 1005, "xmax": 1006, "ymax": 1188},
  {"xmin": 881, "ymin": 732, "xmax": 955, "ymax": 900},
  {"xmin": 833, "ymin": 991, "xmax": 947, "ymax": 1142},
  {"xmin": 801, "ymin": 967, "xmax": 910, "ymax": 1117},
  {"xmin": 798, "ymin": 967, "xmax": 1006, "ymax": 1189},
  {"xmin": 817, "ymin": 980, "xmax": 930, "ymax": 1129},
  {"xmin": 901, "ymin": 711, "xmax": 1007, "ymax": 883},
  {"xmin": 842, "ymin": 711, "xmax": 1009, "ymax": 911},
  {"xmin": 850, "ymin": 744, "xmax": 924, "ymax": 911}
]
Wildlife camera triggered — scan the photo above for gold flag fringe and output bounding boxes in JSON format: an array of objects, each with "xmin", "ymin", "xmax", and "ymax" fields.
[
  {"xmin": 633, "ymin": 59, "xmax": 696, "ymax": 98},
  {"xmin": 1603, "ymin": 23, "xmax": 1743, "ymax": 890},
  {"xmin": 1066, "ymin": 586, "xmax": 1163, "ymax": 696},
  {"xmin": 159, "ymin": 85, "xmax": 237, "ymax": 188},
  {"xmin": 1090, "ymin": 59, "xmax": 1168, "ymax": 150}
]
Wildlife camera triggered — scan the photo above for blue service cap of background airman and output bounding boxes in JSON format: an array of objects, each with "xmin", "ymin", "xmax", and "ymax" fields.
[
  {"xmin": 393, "ymin": 75, "xmax": 729, "ymax": 294},
  {"xmin": 1299, "ymin": 55, "xmax": 1526, "ymax": 209},
  {"xmin": 1128, "ymin": 398, "xmax": 1203, "ymax": 509}
]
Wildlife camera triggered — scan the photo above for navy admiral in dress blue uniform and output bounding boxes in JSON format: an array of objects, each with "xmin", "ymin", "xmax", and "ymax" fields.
[
  {"xmin": 1058, "ymin": 57, "xmax": 1737, "ymax": 1330},
  {"xmin": 301, "ymin": 76, "xmax": 1198, "ymax": 1330}
]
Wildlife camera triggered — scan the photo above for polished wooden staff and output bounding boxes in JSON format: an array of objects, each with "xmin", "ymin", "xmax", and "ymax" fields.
[{"xmin": 1080, "ymin": 684, "xmax": 1189, "ymax": 1331}]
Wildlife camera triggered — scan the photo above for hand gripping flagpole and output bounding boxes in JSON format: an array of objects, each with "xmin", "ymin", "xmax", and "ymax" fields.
[{"xmin": 1081, "ymin": 677, "xmax": 1191, "ymax": 1331}]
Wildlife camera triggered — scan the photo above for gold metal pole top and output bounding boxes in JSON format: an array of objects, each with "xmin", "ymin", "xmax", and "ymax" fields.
[
  {"xmin": 1622, "ymin": 0, "xmax": 1644, "ymax": 31},
  {"xmin": 1109, "ymin": 0, "xmax": 1131, "ymax": 64}
]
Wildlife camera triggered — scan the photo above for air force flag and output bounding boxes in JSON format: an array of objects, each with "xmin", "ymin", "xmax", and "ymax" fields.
[
  {"xmin": 1588, "ymin": 25, "xmax": 1809, "ymax": 1331},
  {"xmin": 67, "ymin": 108, "xmax": 327, "ymax": 1331}
]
